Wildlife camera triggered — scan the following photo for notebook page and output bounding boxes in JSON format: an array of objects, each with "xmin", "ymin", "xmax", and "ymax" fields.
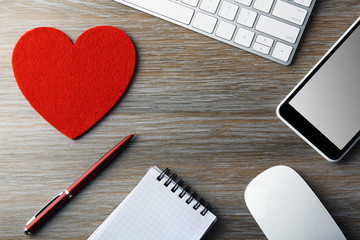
[{"xmin": 88, "ymin": 166, "xmax": 216, "ymax": 240}]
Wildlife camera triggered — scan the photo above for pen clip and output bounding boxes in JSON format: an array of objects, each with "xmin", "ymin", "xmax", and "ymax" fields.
[{"xmin": 26, "ymin": 192, "xmax": 63, "ymax": 226}]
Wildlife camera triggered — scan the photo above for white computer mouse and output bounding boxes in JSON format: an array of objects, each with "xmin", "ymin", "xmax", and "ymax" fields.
[{"xmin": 244, "ymin": 165, "xmax": 346, "ymax": 240}]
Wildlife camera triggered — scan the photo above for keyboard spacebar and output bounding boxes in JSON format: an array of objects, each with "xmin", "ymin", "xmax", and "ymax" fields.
[{"xmin": 123, "ymin": 0, "xmax": 194, "ymax": 24}]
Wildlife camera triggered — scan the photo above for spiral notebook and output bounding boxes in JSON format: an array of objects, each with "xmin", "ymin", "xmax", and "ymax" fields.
[{"xmin": 88, "ymin": 166, "xmax": 217, "ymax": 240}]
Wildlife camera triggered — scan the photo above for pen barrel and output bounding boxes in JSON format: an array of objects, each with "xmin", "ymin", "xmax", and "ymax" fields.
[
  {"xmin": 25, "ymin": 192, "xmax": 70, "ymax": 234},
  {"xmin": 67, "ymin": 134, "xmax": 134, "ymax": 196}
]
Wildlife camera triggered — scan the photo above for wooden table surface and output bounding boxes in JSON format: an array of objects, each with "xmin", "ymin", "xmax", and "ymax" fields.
[{"xmin": 0, "ymin": 0, "xmax": 359, "ymax": 239}]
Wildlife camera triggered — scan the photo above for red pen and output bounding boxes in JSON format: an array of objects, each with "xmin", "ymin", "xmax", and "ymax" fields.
[{"xmin": 24, "ymin": 133, "xmax": 135, "ymax": 234}]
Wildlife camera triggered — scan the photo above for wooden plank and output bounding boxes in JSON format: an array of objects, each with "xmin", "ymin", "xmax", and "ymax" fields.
[{"xmin": 0, "ymin": 0, "xmax": 359, "ymax": 239}]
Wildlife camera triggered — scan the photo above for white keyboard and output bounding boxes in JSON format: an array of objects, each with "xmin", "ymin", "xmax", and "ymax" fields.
[{"xmin": 114, "ymin": 0, "xmax": 316, "ymax": 65}]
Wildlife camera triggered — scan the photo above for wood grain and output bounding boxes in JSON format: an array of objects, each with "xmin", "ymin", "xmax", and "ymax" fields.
[{"xmin": 0, "ymin": 0, "xmax": 359, "ymax": 239}]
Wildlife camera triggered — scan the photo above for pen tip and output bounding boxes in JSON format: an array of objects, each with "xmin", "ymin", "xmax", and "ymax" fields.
[
  {"xmin": 131, "ymin": 132, "xmax": 136, "ymax": 136},
  {"xmin": 24, "ymin": 228, "xmax": 30, "ymax": 235}
]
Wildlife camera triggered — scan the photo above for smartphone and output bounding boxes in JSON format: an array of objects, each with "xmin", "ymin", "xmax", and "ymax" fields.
[{"xmin": 277, "ymin": 17, "xmax": 360, "ymax": 162}]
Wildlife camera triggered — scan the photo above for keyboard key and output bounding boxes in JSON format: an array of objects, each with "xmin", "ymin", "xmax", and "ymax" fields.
[
  {"xmin": 256, "ymin": 35, "xmax": 273, "ymax": 47},
  {"xmin": 234, "ymin": 0, "xmax": 253, "ymax": 6},
  {"xmin": 294, "ymin": 0, "xmax": 312, "ymax": 7},
  {"xmin": 120, "ymin": 0, "xmax": 194, "ymax": 25},
  {"xmin": 253, "ymin": 42, "xmax": 270, "ymax": 54},
  {"xmin": 200, "ymin": 0, "xmax": 221, "ymax": 14},
  {"xmin": 216, "ymin": 21, "xmax": 236, "ymax": 40},
  {"xmin": 181, "ymin": 0, "xmax": 200, "ymax": 7},
  {"xmin": 237, "ymin": 8, "xmax": 257, "ymax": 28},
  {"xmin": 272, "ymin": 42, "xmax": 293, "ymax": 62},
  {"xmin": 256, "ymin": 15, "xmax": 300, "ymax": 43},
  {"xmin": 273, "ymin": 0, "xmax": 307, "ymax": 25},
  {"xmin": 218, "ymin": 1, "xmax": 239, "ymax": 21},
  {"xmin": 254, "ymin": 0, "xmax": 274, "ymax": 13},
  {"xmin": 193, "ymin": 12, "xmax": 218, "ymax": 33},
  {"xmin": 234, "ymin": 27, "xmax": 255, "ymax": 47}
]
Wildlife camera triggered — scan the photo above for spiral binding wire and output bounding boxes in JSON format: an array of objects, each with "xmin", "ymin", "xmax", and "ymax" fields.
[
  {"xmin": 164, "ymin": 174, "xmax": 177, "ymax": 187},
  {"xmin": 157, "ymin": 168, "xmax": 211, "ymax": 216},
  {"xmin": 171, "ymin": 179, "xmax": 184, "ymax": 193},
  {"xmin": 179, "ymin": 186, "xmax": 191, "ymax": 198},
  {"xmin": 193, "ymin": 198, "xmax": 205, "ymax": 210},
  {"xmin": 157, "ymin": 168, "xmax": 170, "ymax": 181}
]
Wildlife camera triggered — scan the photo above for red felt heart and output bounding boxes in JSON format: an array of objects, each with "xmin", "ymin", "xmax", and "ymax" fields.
[{"xmin": 12, "ymin": 26, "xmax": 136, "ymax": 139}]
